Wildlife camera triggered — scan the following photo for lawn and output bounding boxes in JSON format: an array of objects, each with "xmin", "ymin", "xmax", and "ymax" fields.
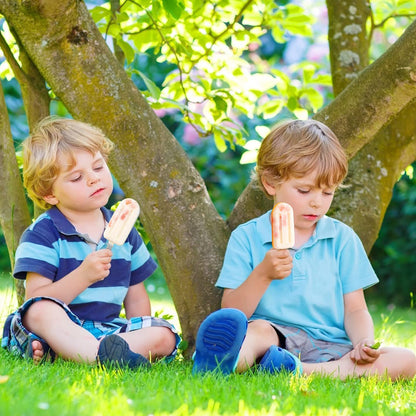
[{"xmin": 0, "ymin": 272, "xmax": 415, "ymax": 416}]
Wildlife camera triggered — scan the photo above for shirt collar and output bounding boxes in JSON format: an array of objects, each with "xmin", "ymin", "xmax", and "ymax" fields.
[
  {"xmin": 47, "ymin": 206, "xmax": 111, "ymax": 237},
  {"xmin": 258, "ymin": 210, "xmax": 336, "ymax": 246}
]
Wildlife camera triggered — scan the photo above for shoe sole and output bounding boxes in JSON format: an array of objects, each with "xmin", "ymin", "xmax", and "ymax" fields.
[
  {"xmin": 98, "ymin": 334, "xmax": 150, "ymax": 369},
  {"xmin": 193, "ymin": 308, "xmax": 247, "ymax": 374}
]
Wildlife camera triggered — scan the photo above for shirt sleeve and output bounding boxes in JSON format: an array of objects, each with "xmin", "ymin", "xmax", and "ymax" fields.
[
  {"xmin": 337, "ymin": 225, "xmax": 379, "ymax": 294},
  {"xmin": 129, "ymin": 229, "xmax": 157, "ymax": 285},
  {"xmin": 216, "ymin": 225, "xmax": 255, "ymax": 290},
  {"xmin": 13, "ymin": 220, "xmax": 60, "ymax": 281}
]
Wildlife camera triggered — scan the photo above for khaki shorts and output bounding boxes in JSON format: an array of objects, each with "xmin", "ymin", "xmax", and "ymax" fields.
[{"xmin": 268, "ymin": 322, "xmax": 353, "ymax": 363}]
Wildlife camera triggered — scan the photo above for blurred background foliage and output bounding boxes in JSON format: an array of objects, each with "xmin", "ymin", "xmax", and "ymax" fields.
[{"xmin": 0, "ymin": 0, "xmax": 415, "ymax": 306}]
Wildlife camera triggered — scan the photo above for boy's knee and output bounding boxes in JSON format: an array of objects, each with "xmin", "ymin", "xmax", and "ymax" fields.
[
  {"xmin": 22, "ymin": 299, "xmax": 60, "ymax": 327},
  {"xmin": 160, "ymin": 327, "xmax": 177, "ymax": 355},
  {"xmin": 150, "ymin": 327, "xmax": 177, "ymax": 357},
  {"xmin": 400, "ymin": 348, "xmax": 416, "ymax": 378},
  {"xmin": 248, "ymin": 319, "xmax": 277, "ymax": 341}
]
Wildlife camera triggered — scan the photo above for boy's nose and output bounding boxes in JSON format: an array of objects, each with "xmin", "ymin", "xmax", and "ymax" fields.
[
  {"xmin": 309, "ymin": 197, "xmax": 320, "ymax": 208},
  {"xmin": 87, "ymin": 173, "xmax": 99, "ymax": 185}
]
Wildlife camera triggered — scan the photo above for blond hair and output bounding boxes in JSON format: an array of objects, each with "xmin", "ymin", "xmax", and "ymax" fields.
[
  {"xmin": 23, "ymin": 116, "xmax": 114, "ymax": 210},
  {"xmin": 256, "ymin": 119, "xmax": 348, "ymax": 197}
]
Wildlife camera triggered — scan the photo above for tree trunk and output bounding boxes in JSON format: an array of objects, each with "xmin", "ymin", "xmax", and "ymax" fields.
[
  {"xmin": 0, "ymin": 24, "xmax": 51, "ymax": 305},
  {"xmin": 326, "ymin": 0, "xmax": 371, "ymax": 95},
  {"xmin": 0, "ymin": 80, "xmax": 32, "ymax": 303},
  {"xmin": 325, "ymin": 0, "xmax": 416, "ymax": 251}
]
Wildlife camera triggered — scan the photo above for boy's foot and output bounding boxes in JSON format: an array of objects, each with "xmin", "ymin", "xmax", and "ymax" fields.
[
  {"xmin": 26, "ymin": 337, "xmax": 55, "ymax": 364},
  {"xmin": 97, "ymin": 334, "xmax": 151, "ymax": 370},
  {"xmin": 192, "ymin": 308, "xmax": 248, "ymax": 375},
  {"xmin": 31, "ymin": 340, "xmax": 44, "ymax": 364},
  {"xmin": 258, "ymin": 345, "xmax": 303, "ymax": 375}
]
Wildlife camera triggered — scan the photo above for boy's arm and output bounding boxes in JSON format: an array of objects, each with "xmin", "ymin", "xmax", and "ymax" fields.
[
  {"xmin": 344, "ymin": 289, "xmax": 380, "ymax": 363},
  {"xmin": 25, "ymin": 249, "xmax": 113, "ymax": 304},
  {"xmin": 123, "ymin": 282, "xmax": 151, "ymax": 319},
  {"xmin": 221, "ymin": 248, "xmax": 292, "ymax": 318}
]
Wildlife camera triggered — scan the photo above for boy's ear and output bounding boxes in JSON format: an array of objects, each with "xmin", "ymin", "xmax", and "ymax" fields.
[
  {"xmin": 261, "ymin": 175, "xmax": 277, "ymax": 196},
  {"xmin": 43, "ymin": 194, "xmax": 58, "ymax": 206}
]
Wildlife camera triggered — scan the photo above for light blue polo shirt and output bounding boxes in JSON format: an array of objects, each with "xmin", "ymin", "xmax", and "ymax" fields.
[{"xmin": 216, "ymin": 211, "xmax": 379, "ymax": 344}]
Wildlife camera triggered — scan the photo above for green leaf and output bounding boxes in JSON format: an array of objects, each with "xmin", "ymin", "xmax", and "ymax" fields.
[
  {"xmin": 248, "ymin": 74, "xmax": 279, "ymax": 92},
  {"xmin": 301, "ymin": 88, "xmax": 324, "ymax": 112},
  {"xmin": 90, "ymin": 6, "xmax": 111, "ymax": 24},
  {"xmin": 136, "ymin": 70, "xmax": 161, "ymax": 100},
  {"xmin": 213, "ymin": 96, "xmax": 228, "ymax": 113},
  {"xmin": 293, "ymin": 108, "xmax": 309, "ymax": 119},
  {"xmin": 310, "ymin": 74, "xmax": 332, "ymax": 86},
  {"xmin": 213, "ymin": 129, "xmax": 227, "ymax": 152},
  {"xmin": 255, "ymin": 126, "xmax": 271, "ymax": 139},
  {"xmin": 366, "ymin": 340, "xmax": 383, "ymax": 349},
  {"xmin": 257, "ymin": 99, "xmax": 284, "ymax": 119},
  {"xmin": 162, "ymin": 0, "xmax": 185, "ymax": 20},
  {"xmin": 243, "ymin": 140, "xmax": 261, "ymax": 151},
  {"xmin": 116, "ymin": 38, "xmax": 135, "ymax": 64},
  {"xmin": 287, "ymin": 96, "xmax": 298, "ymax": 111},
  {"xmin": 240, "ymin": 150, "xmax": 258, "ymax": 164},
  {"xmin": 271, "ymin": 25, "xmax": 286, "ymax": 43}
]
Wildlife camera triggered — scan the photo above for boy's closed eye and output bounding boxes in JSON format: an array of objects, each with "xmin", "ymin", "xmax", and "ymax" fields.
[{"xmin": 297, "ymin": 188, "xmax": 334, "ymax": 196}]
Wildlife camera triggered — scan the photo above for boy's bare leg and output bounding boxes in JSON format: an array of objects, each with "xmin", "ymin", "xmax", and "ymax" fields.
[
  {"xmin": 234, "ymin": 320, "xmax": 416, "ymax": 380},
  {"xmin": 302, "ymin": 347, "xmax": 416, "ymax": 380},
  {"xmin": 236, "ymin": 319, "xmax": 280, "ymax": 372},
  {"xmin": 23, "ymin": 299, "xmax": 99, "ymax": 363},
  {"xmin": 119, "ymin": 327, "xmax": 177, "ymax": 361},
  {"xmin": 25, "ymin": 300, "xmax": 176, "ymax": 364}
]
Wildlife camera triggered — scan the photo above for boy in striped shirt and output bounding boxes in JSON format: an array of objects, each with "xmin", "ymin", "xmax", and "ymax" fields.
[{"xmin": 2, "ymin": 117, "xmax": 180, "ymax": 368}]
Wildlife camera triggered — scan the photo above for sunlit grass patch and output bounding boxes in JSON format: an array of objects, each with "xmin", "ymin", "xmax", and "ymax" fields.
[{"xmin": 0, "ymin": 272, "xmax": 415, "ymax": 415}]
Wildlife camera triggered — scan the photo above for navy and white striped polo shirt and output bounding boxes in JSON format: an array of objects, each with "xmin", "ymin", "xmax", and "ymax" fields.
[{"xmin": 13, "ymin": 206, "xmax": 157, "ymax": 322}]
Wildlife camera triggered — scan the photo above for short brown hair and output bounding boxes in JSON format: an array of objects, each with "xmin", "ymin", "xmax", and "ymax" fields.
[
  {"xmin": 23, "ymin": 116, "xmax": 114, "ymax": 210},
  {"xmin": 256, "ymin": 119, "xmax": 348, "ymax": 197}
]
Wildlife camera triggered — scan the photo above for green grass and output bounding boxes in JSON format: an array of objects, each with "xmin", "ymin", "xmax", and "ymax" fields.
[{"xmin": 1, "ymin": 272, "xmax": 415, "ymax": 416}]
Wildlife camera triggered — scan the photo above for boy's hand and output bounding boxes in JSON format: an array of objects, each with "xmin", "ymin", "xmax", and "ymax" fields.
[
  {"xmin": 261, "ymin": 248, "xmax": 293, "ymax": 280},
  {"xmin": 350, "ymin": 339, "xmax": 381, "ymax": 364},
  {"xmin": 79, "ymin": 249, "xmax": 112, "ymax": 283}
]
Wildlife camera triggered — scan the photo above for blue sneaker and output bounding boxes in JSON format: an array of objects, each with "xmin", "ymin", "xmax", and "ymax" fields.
[
  {"xmin": 192, "ymin": 308, "xmax": 248, "ymax": 375},
  {"xmin": 258, "ymin": 345, "xmax": 303, "ymax": 375},
  {"xmin": 97, "ymin": 334, "xmax": 151, "ymax": 370}
]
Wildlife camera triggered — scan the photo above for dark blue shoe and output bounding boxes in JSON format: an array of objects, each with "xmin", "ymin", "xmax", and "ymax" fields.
[
  {"xmin": 258, "ymin": 345, "xmax": 302, "ymax": 374},
  {"xmin": 192, "ymin": 308, "xmax": 248, "ymax": 375},
  {"xmin": 97, "ymin": 334, "xmax": 151, "ymax": 370}
]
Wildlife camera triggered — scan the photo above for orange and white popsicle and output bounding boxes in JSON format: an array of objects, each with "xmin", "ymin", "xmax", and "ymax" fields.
[
  {"xmin": 271, "ymin": 202, "xmax": 295, "ymax": 249},
  {"xmin": 104, "ymin": 198, "xmax": 140, "ymax": 248}
]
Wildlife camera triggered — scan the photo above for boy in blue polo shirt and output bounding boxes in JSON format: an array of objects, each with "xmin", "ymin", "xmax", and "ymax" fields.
[
  {"xmin": 193, "ymin": 119, "xmax": 416, "ymax": 380},
  {"xmin": 2, "ymin": 116, "xmax": 180, "ymax": 368}
]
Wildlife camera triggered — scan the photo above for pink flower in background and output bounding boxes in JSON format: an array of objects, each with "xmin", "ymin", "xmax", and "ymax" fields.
[
  {"xmin": 183, "ymin": 123, "xmax": 201, "ymax": 145},
  {"xmin": 306, "ymin": 44, "xmax": 329, "ymax": 62},
  {"xmin": 154, "ymin": 107, "xmax": 177, "ymax": 118}
]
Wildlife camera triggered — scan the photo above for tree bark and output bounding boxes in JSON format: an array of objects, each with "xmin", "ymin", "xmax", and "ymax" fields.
[
  {"xmin": 316, "ymin": 18, "xmax": 416, "ymax": 159},
  {"xmin": 0, "ymin": 80, "xmax": 32, "ymax": 303},
  {"xmin": 325, "ymin": 0, "xmax": 416, "ymax": 252},
  {"xmin": 326, "ymin": 0, "xmax": 371, "ymax": 95}
]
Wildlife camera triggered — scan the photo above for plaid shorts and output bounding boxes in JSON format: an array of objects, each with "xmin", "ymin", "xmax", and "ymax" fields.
[{"xmin": 2, "ymin": 296, "xmax": 181, "ymax": 361}]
